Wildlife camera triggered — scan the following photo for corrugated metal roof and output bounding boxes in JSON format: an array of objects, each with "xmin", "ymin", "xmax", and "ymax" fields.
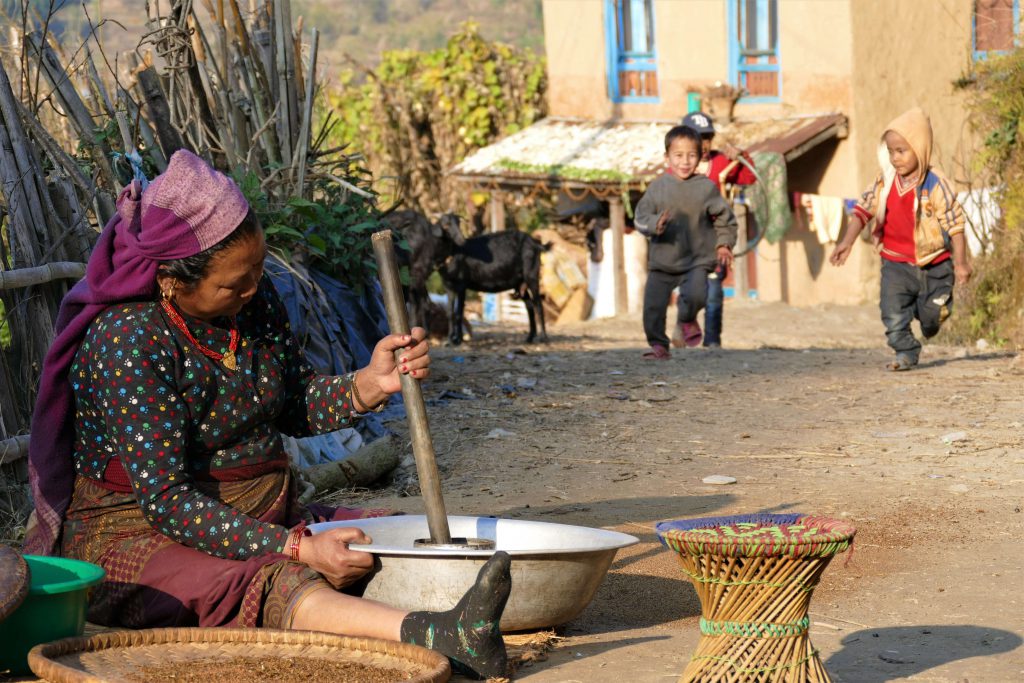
[{"xmin": 450, "ymin": 114, "xmax": 848, "ymax": 190}]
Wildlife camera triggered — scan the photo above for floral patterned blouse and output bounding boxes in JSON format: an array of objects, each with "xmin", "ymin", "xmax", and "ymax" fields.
[{"xmin": 69, "ymin": 280, "xmax": 359, "ymax": 560}]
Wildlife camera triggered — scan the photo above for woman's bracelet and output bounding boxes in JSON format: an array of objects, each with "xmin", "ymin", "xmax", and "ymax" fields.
[
  {"xmin": 288, "ymin": 523, "xmax": 311, "ymax": 562},
  {"xmin": 350, "ymin": 370, "xmax": 388, "ymax": 414}
]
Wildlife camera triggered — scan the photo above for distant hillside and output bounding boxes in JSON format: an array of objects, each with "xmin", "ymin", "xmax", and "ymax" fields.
[
  {"xmin": 20, "ymin": 0, "xmax": 544, "ymax": 76},
  {"xmin": 303, "ymin": 0, "xmax": 544, "ymax": 68}
]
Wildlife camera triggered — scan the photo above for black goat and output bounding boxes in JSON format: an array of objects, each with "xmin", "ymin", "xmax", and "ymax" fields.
[
  {"xmin": 383, "ymin": 210, "xmax": 464, "ymax": 331},
  {"xmin": 436, "ymin": 218, "xmax": 551, "ymax": 345}
]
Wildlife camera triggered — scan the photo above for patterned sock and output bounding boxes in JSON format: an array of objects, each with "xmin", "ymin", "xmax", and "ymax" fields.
[{"xmin": 400, "ymin": 550, "xmax": 511, "ymax": 679}]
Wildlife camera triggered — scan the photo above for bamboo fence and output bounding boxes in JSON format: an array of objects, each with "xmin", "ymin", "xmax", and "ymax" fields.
[{"xmin": 0, "ymin": 1, "xmax": 353, "ymax": 529}]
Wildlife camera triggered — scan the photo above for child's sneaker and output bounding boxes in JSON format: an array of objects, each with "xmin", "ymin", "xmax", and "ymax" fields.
[
  {"xmin": 886, "ymin": 353, "xmax": 917, "ymax": 371},
  {"xmin": 642, "ymin": 344, "xmax": 671, "ymax": 360},
  {"xmin": 680, "ymin": 321, "xmax": 703, "ymax": 347}
]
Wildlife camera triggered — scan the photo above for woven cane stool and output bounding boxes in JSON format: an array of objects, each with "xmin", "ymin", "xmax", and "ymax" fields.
[{"xmin": 656, "ymin": 513, "xmax": 855, "ymax": 683}]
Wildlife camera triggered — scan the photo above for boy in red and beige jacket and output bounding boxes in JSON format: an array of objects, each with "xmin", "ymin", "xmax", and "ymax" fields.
[{"xmin": 830, "ymin": 107, "xmax": 971, "ymax": 370}]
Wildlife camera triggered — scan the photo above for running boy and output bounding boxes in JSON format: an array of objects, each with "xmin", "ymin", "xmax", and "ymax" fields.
[
  {"xmin": 830, "ymin": 107, "xmax": 971, "ymax": 370},
  {"xmin": 677, "ymin": 111, "xmax": 758, "ymax": 347},
  {"xmin": 635, "ymin": 125, "xmax": 738, "ymax": 359}
]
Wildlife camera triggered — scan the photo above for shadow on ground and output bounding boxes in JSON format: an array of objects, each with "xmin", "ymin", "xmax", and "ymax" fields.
[
  {"xmin": 468, "ymin": 635, "xmax": 674, "ymax": 683},
  {"xmin": 569, "ymin": 566, "xmax": 702, "ymax": 633},
  {"xmin": 499, "ymin": 494, "xmax": 737, "ymax": 529},
  {"xmin": 826, "ymin": 625, "xmax": 1022, "ymax": 682},
  {"xmin": 915, "ymin": 350, "xmax": 1017, "ymax": 369}
]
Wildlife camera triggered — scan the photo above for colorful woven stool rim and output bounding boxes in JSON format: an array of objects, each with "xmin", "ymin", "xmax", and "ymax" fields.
[{"xmin": 656, "ymin": 513, "xmax": 856, "ymax": 558}]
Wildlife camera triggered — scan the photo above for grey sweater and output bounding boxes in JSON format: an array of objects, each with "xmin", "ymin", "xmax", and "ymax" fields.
[{"xmin": 634, "ymin": 173, "xmax": 737, "ymax": 274}]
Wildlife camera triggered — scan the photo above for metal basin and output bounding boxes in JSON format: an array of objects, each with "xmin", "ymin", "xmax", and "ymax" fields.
[{"xmin": 310, "ymin": 515, "xmax": 638, "ymax": 631}]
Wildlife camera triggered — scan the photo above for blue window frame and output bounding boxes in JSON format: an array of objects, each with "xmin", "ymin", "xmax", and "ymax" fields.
[
  {"xmin": 605, "ymin": 0, "xmax": 659, "ymax": 103},
  {"xmin": 973, "ymin": 0, "xmax": 1019, "ymax": 60},
  {"xmin": 727, "ymin": 0, "xmax": 780, "ymax": 103}
]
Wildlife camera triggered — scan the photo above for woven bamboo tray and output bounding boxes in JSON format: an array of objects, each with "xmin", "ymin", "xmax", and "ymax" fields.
[
  {"xmin": 657, "ymin": 513, "xmax": 856, "ymax": 683},
  {"xmin": 28, "ymin": 627, "xmax": 450, "ymax": 682}
]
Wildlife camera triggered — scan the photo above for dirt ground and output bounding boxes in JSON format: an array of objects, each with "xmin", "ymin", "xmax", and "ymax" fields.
[{"xmin": 363, "ymin": 298, "xmax": 1024, "ymax": 683}]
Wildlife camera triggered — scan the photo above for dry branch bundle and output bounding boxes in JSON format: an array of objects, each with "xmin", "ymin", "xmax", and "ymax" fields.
[{"xmin": 0, "ymin": 0, "xmax": 370, "ymax": 449}]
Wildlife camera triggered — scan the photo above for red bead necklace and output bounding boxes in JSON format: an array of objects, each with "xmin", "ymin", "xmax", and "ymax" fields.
[{"xmin": 160, "ymin": 299, "xmax": 240, "ymax": 370}]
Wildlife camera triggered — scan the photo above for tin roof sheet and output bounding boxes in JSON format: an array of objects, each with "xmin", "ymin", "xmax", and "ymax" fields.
[{"xmin": 450, "ymin": 113, "xmax": 848, "ymax": 189}]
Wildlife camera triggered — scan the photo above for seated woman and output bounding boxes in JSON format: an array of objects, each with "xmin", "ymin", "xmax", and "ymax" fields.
[{"xmin": 25, "ymin": 150, "xmax": 509, "ymax": 679}]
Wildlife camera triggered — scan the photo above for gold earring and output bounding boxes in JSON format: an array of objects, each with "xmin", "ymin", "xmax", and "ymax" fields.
[{"xmin": 162, "ymin": 282, "xmax": 175, "ymax": 302}]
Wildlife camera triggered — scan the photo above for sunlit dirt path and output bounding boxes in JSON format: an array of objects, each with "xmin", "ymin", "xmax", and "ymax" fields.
[{"xmin": 366, "ymin": 298, "xmax": 1023, "ymax": 682}]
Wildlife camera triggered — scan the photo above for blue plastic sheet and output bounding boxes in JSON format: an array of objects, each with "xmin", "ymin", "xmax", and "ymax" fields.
[{"xmin": 265, "ymin": 255, "xmax": 404, "ymax": 462}]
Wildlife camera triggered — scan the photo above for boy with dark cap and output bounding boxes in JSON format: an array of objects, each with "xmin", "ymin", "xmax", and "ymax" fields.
[
  {"xmin": 672, "ymin": 111, "xmax": 757, "ymax": 347},
  {"xmin": 830, "ymin": 107, "xmax": 971, "ymax": 371}
]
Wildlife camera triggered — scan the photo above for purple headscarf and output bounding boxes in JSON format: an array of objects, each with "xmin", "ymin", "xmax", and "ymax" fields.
[{"xmin": 24, "ymin": 150, "xmax": 249, "ymax": 555}]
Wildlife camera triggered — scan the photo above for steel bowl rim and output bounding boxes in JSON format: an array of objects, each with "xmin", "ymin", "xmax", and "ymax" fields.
[{"xmin": 310, "ymin": 514, "xmax": 639, "ymax": 557}]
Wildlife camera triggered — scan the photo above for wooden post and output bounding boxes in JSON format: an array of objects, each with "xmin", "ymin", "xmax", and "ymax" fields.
[
  {"xmin": 27, "ymin": 33, "xmax": 120, "ymax": 192},
  {"xmin": 48, "ymin": 178, "xmax": 95, "ymax": 263},
  {"xmin": 0, "ymin": 262, "xmax": 87, "ymax": 290},
  {"xmin": 183, "ymin": 15, "xmax": 226, "ymax": 167},
  {"xmin": 489, "ymin": 192, "xmax": 505, "ymax": 233},
  {"xmin": 282, "ymin": 0, "xmax": 299, "ymax": 152},
  {"xmin": 0, "ymin": 362, "xmax": 22, "ymax": 442},
  {"xmin": 608, "ymin": 196, "xmax": 628, "ymax": 316},
  {"xmin": 253, "ymin": 28, "xmax": 276, "ymax": 100},
  {"xmin": 294, "ymin": 28, "xmax": 319, "ymax": 198},
  {"xmin": 489, "ymin": 192, "xmax": 505, "ymax": 322},
  {"xmin": 134, "ymin": 63, "xmax": 189, "ymax": 160},
  {"xmin": 273, "ymin": 0, "xmax": 292, "ymax": 163},
  {"xmin": 0, "ymin": 65, "xmax": 47, "ymax": 266},
  {"xmin": 0, "ymin": 67, "xmax": 56, "ymax": 418},
  {"xmin": 0, "ymin": 435, "xmax": 30, "ymax": 465},
  {"xmin": 734, "ymin": 203, "xmax": 749, "ymax": 299}
]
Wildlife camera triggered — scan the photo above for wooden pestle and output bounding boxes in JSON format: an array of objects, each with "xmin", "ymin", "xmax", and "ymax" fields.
[{"xmin": 371, "ymin": 229, "xmax": 452, "ymax": 545}]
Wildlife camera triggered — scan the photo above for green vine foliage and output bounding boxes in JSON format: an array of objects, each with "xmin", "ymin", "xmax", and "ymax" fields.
[
  {"xmin": 943, "ymin": 51, "xmax": 1024, "ymax": 347},
  {"xmin": 327, "ymin": 22, "xmax": 547, "ymax": 215},
  {"xmin": 232, "ymin": 165, "xmax": 397, "ymax": 291},
  {"xmin": 495, "ymin": 158, "xmax": 633, "ymax": 183}
]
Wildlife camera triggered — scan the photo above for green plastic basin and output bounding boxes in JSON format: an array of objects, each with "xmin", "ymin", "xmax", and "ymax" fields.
[{"xmin": 0, "ymin": 555, "xmax": 105, "ymax": 676}]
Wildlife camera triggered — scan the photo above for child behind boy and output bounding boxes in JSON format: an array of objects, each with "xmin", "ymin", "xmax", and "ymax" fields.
[
  {"xmin": 830, "ymin": 107, "xmax": 971, "ymax": 370},
  {"xmin": 634, "ymin": 125, "xmax": 738, "ymax": 359}
]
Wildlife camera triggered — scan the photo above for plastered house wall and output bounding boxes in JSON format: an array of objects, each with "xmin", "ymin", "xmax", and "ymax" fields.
[{"xmin": 541, "ymin": 0, "xmax": 980, "ymax": 306}]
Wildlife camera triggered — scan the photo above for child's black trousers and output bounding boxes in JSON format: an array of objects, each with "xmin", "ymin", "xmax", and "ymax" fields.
[
  {"xmin": 643, "ymin": 267, "xmax": 710, "ymax": 347},
  {"xmin": 879, "ymin": 259, "xmax": 954, "ymax": 363}
]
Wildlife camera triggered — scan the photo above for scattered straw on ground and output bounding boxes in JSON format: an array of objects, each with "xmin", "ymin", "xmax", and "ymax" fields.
[
  {"xmin": 314, "ymin": 485, "xmax": 398, "ymax": 508},
  {"xmin": 482, "ymin": 630, "xmax": 562, "ymax": 682}
]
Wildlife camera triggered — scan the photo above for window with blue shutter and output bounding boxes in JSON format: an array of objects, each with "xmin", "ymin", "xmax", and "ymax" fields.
[
  {"xmin": 973, "ymin": 0, "xmax": 1019, "ymax": 60},
  {"xmin": 728, "ymin": 0, "xmax": 780, "ymax": 102},
  {"xmin": 605, "ymin": 0, "xmax": 659, "ymax": 103}
]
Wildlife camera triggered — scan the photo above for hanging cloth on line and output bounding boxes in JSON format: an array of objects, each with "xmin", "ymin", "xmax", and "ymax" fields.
[{"xmin": 798, "ymin": 193, "xmax": 846, "ymax": 245}]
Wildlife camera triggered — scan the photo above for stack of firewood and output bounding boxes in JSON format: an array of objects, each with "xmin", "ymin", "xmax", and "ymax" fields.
[{"xmin": 0, "ymin": 0, "xmax": 351, "ymax": 466}]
